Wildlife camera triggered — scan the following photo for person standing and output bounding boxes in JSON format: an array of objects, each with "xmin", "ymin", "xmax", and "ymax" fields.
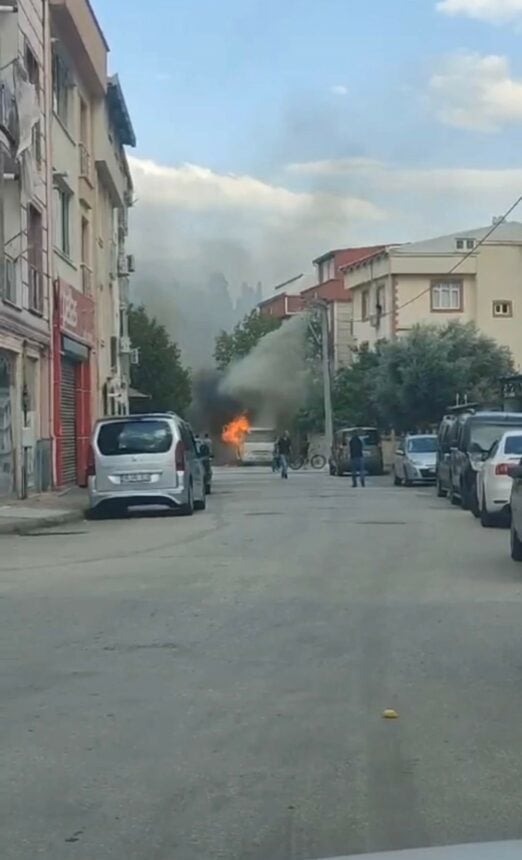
[
  {"xmin": 349, "ymin": 429, "xmax": 365, "ymax": 488},
  {"xmin": 277, "ymin": 431, "xmax": 292, "ymax": 479}
]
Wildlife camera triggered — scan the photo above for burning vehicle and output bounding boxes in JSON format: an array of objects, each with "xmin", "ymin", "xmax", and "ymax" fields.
[{"xmin": 221, "ymin": 416, "xmax": 276, "ymax": 465}]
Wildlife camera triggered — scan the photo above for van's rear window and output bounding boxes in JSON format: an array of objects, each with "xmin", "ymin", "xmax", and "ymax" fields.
[{"xmin": 97, "ymin": 420, "xmax": 173, "ymax": 456}]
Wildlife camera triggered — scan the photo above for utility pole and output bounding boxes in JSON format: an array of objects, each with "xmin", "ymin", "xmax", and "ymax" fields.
[{"xmin": 319, "ymin": 301, "xmax": 334, "ymax": 454}]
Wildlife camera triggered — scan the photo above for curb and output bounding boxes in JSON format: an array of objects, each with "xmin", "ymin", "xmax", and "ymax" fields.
[{"xmin": 0, "ymin": 509, "xmax": 86, "ymax": 536}]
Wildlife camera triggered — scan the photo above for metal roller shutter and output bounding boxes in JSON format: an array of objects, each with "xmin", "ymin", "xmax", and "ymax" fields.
[{"xmin": 61, "ymin": 359, "xmax": 77, "ymax": 484}]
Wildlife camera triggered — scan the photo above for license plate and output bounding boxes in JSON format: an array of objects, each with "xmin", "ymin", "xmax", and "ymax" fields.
[{"xmin": 120, "ymin": 473, "xmax": 151, "ymax": 483}]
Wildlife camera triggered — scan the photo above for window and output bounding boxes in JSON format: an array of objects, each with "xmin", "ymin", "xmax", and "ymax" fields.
[
  {"xmin": 376, "ymin": 284, "xmax": 385, "ymax": 314},
  {"xmin": 407, "ymin": 436, "xmax": 437, "ymax": 454},
  {"xmin": 79, "ymin": 98, "xmax": 91, "ymax": 178},
  {"xmin": 505, "ymin": 436, "xmax": 522, "ymax": 455},
  {"xmin": 97, "ymin": 420, "xmax": 173, "ymax": 456},
  {"xmin": 466, "ymin": 238, "xmax": 475, "ymax": 250},
  {"xmin": 431, "ymin": 281, "xmax": 462, "ymax": 311},
  {"xmin": 493, "ymin": 300, "xmax": 513, "ymax": 318},
  {"xmin": 1, "ymin": 256, "xmax": 17, "ymax": 305},
  {"xmin": 53, "ymin": 187, "xmax": 71, "ymax": 257},
  {"xmin": 361, "ymin": 288, "xmax": 370, "ymax": 320},
  {"xmin": 80, "ymin": 217, "xmax": 92, "ymax": 293},
  {"xmin": 52, "ymin": 50, "xmax": 70, "ymax": 126},
  {"xmin": 456, "ymin": 239, "xmax": 464, "ymax": 250},
  {"xmin": 27, "ymin": 205, "xmax": 43, "ymax": 313},
  {"xmin": 456, "ymin": 237, "xmax": 475, "ymax": 251},
  {"xmin": 25, "ymin": 43, "xmax": 42, "ymax": 167}
]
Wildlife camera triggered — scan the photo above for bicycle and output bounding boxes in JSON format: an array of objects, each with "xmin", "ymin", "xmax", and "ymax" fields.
[{"xmin": 289, "ymin": 451, "xmax": 327, "ymax": 471}]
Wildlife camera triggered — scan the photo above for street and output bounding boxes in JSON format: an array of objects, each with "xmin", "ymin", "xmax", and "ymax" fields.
[{"xmin": 2, "ymin": 468, "xmax": 522, "ymax": 860}]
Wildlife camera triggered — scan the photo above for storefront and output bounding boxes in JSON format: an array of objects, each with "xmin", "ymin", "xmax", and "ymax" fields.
[{"xmin": 53, "ymin": 280, "xmax": 95, "ymax": 487}]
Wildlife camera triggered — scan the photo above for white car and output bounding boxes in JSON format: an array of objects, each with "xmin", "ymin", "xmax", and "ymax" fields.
[{"xmin": 476, "ymin": 430, "xmax": 522, "ymax": 527}]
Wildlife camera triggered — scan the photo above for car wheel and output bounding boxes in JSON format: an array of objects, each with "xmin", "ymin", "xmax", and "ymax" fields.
[
  {"xmin": 470, "ymin": 486, "xmax": 480, "ymax": 518},
  {"xmin": 480, "ymin": 491, "xmax": 495, "ymax": 527},
  {"xmin": 180, "ymin": 482, "xmax": 194, "ymax": 516},
  {"xmin": 194, "ymin": 490, "xmax": 206, "ymax": 511},
  {"xmin": 393, "ymin": 471, "xmax": 402, "ymax": 486},
  {"xmin": 205, "ymin": 482, "xmax": 212, "ymax": 495},
  {"xmin": 436, "ymin": 477, "xmax": 447, "ymax": 498},
  {"xmin": 449, "ymin": 483, "xmax": 460, "ymax": 506},
  {"xmin": 510, "ymin": 522, "xmax": 522, "ymax": 561},
  {"xmin": 404, "ymin": 470, "xmax": 413, "ymax": 487}
]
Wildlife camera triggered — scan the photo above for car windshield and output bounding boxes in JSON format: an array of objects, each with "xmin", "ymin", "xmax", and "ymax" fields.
[
  {"xmin": 97, "ymin": 420, "xmax": 173, "ymax": 455},
  {"xmin": 407, "ymin": 436, "xmax": 437, "ymax": 453},
  {"xmin": 505, "ymin": 435, "xmax": 522, "ymax": 455},
  {"xmin": 471, "ymin": 423, "xmax": 522, "ymax": 452},
  {"xmin": 247, "ymin": 430, "xmax": 275, "ymax": 443}
]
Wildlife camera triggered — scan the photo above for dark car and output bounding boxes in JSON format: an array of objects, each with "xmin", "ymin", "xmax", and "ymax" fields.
[
  {"xmin": 330, "ymin": 427, "xmax": 383, "ymax": 477},
  {"xmin": 448, "ymin": 411, "xmax": 522, "ymax": 511},
  {"xmin": 436, "ymin": 412, "xmax": 465, "ymax": 499}
]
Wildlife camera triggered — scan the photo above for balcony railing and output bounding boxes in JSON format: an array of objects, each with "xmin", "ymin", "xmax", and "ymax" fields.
[
  {"xmin": 79, "ymin": 142, "xmax": 91, "ymax": 180},
  {"xmin": 80, "ymin": 262, "xmax": 93, "ymax": 295},
  {"xmin": 28, "ymin": 264, "xmax": 43, "ymax": 314}
]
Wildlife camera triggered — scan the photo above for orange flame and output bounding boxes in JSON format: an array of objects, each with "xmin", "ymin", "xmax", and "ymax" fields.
[{"xmin": 222, "ymin": 414, "xmax": 251, "ymax": 450}]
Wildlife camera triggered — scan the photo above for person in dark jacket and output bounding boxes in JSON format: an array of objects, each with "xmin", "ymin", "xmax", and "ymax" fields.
[
  {"xmin": 276, "ymin": 431, "xmax": 292, "ymax": 479},
  {"xmin": 349, "ymin": 430, "xmax": 365, "ymax": 488}
]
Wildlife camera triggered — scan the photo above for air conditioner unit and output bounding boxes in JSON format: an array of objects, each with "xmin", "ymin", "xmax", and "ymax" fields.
[
  {"xmin": 126, "ymin": 254, "xmax": 135, "ymax": 273},
  {"xmin": 119, "ymin": 336, "xmax": 131, "ymax": 354},
  {"xmin": 130, "ymin": 347, "xmax": 140, "ymax": 366}
]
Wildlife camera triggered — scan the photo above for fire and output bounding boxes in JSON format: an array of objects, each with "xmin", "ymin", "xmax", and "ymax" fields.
[{"xmin": 222, "ymin": 414, "xmax": 250, "ymax": 450}]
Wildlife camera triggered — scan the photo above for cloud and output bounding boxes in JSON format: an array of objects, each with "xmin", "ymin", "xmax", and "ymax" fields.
[
  {"xmin": 429, "ymin": 52, "xmax": 522, "ymax": 131},
  {"xmin": 286, "ymin": 155, "xmax": 522, "ymax": 196},
  {"xmin": 128, "ymin": 156, "xmax": 384, "ymax": 220},
  {"xmin": 437, "ymin": 0, "xmax": 522, "ymax": 23},
  {"xmin": 331, "ymin": 84, "xmax": 349, "ymax": 96}
]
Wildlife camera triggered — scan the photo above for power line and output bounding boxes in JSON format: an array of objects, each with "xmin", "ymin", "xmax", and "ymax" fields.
[{"xmin": 350, "ymin": 194, "xmax": 522, "ymax": 325}]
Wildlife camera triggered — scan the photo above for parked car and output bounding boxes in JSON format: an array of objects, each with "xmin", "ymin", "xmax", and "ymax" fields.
[
  {"xmin": 87, "ymin": 413, "xmax": 207, "ymax": 518},
  {"xmin": 509, "ymin": 460, "xmax": 522, "ymax": 561},
  {"xmin": 447, "ymin": 411, "xmax": 522, "ymax": 511},
  {"xmin": 436, "ymin": 413, "xmax": 461, "ymax": 498},
  {"xmin": 330, "ymin": 427, "xmax": 383, "ymax": 476},
  {"xmin": 476, "ymin": 431, "xmax": 522, "ymax": 527},
  {"xmin": 393, "ymin": 434, "xmax": 437, "ymax": 486}
]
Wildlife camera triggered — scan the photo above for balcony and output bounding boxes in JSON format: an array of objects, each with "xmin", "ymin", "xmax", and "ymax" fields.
[{"xmin": 80, "ymin": 262, "xmax": 93, "ymax": 295}]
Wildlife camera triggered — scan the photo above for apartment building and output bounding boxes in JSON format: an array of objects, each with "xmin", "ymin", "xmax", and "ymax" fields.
[
  {"xmin": 0, "ymin": 0, "xmax": 52, "ymax": 498},
  {"xmin": 344, "ymin": 222, "xmax": 522, "ymax": 369},
  {"xmin": 302, "ymin": 247, "xmax": 384, "ymax": 369},
  {"xmin": 49, "ymin": 0, "xmax": 135, "ymax": 487}
]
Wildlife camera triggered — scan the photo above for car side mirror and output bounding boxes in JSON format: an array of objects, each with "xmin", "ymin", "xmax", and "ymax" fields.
[{"xmin": 396, "ymin": 448, "xmax": 404, "ymax": 456}]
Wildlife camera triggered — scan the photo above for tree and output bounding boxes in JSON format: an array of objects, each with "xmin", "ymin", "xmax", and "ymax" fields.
[
  {"xmin": 373, "ymin": 322, "xmax": 513, "ymax": 431},
  {"xmin": 128, "ymin": 304, "xmax": 191, "ymax": 414},
  {"xmin": 214, "ymin": 310, "xmax": 281, "ymax": 370},
  {"xmin": 332, "ymin": 343, "xmax": 381, "ymax": 428}
]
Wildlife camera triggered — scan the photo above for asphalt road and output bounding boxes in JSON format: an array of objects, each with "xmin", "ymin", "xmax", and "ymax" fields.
[{"xmin": 2, "ymin": 468, "xmax": 522, "ymax": 860}]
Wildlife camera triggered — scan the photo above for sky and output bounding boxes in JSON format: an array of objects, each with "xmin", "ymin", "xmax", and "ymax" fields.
[{"xmin": 93, "ymin": 0, "xmax": 522, "ymax": 296}]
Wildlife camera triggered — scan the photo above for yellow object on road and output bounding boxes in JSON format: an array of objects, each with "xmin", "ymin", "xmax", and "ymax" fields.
[{"xmin": 382, "ymin": 708, "xmax": 399, "ymax": 719}]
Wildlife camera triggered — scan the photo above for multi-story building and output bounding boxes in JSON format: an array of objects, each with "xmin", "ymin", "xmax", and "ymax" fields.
[
  {"xmin": 0, "ymin": 0, "xmax": 52, "ymax": 498},
  {"xmin": 48, "ymin": 0, "xmax": 135, "ymax": 487},
  {"xmin": 344, "ymin": 222, "xmax": 522, "ymax": 370},
  {"xmin": 302, "ymin": 247, "xmax": 384, "ymax": 369}
]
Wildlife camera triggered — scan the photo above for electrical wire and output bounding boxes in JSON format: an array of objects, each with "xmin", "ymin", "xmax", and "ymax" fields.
[{"xmin": 350, "ymin": 194, "xmax": 522, "ymax": 325}]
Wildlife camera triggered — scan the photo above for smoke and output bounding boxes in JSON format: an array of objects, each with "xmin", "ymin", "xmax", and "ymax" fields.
[{"xmin": 189, "ymin": 313, "xmax": 310, "ymax": 437}]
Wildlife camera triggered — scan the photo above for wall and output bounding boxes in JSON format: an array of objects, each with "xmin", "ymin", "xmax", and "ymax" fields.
[
  {"xmin": 474, "ymin": 243, "xmax": 522, "ymax": 370},
  {"xmin": 332, "ymin": 301, "xmax": 354, "ymax": 369},
  {"xmin": 393, "ymin": 272, "xmax": 476, "ymax": 333}
]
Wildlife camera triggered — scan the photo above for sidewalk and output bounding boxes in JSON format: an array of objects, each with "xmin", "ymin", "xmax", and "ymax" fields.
[{"xmin": 0, "ymin": 486, "xmax": 88, "ymax": 535}]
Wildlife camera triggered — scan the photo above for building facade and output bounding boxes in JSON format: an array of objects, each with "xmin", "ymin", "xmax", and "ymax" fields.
[
  {"xmin": 0, "ymin": 0, "xmax": 52, "ymax": 498},
  {"xmin": 49, "ymin": 0, "xmax": 135, "ymax": 487},
  {"xmin": 344, "ymin": 222, "xmax": 522, "ymax": 370}
]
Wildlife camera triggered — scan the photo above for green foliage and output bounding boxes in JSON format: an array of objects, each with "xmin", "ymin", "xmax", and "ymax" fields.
[
  {"xmin": 334, "ymin": 322, "xmax": 513, "ymax": 432},
  {"xmin": 214, "ymin": 311, "xmax": 281, "ymax": 370},
  {"xmin": 128, "ymin": 304, "xmax": 191, "ymax": 414}
]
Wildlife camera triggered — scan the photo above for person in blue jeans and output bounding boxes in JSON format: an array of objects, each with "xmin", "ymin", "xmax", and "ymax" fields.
[
  {"xmin": 277, "ymin": 431, "xmax": 292, "ymax": 479},
  {"xmin": 349, "ymin": 430, "xmax": 366, "ymax": 487}
]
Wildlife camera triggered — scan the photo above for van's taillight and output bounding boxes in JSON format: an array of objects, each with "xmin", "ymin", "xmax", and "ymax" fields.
[
  {"xmin": 86, "ymin": 445, "xmax": 95, "ymax": 477},
  {"xmin": 175, "ymin": 440, "xmax": 185, "ymax": 471},
  {"xmin": 496, "ymin": 463, "xmax": 512, "ymax": 476}
]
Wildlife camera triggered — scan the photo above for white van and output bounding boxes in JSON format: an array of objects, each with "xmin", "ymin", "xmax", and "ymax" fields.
[
  {"xmin": 240, "ymin": 427, "xmax": 276, "ymax": 465},
  {"xmin": 87, "ymin": 413, "xmax": 206, "ymax": 517}
]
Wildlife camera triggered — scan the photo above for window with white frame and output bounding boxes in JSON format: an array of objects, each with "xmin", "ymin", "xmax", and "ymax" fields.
[
  {"xmin": 493, "ymin": 300, "xmax": 513, "ymax": 318},
  {"xmin": 52, "ymin": 49, "xmax": 70, "ymax": 126},
  {"xmin": 53, "ymin": 186, "xmax": 71, "ymax": 257},
  {"xmin": 431, "ymin": 281, "xmax": 462, "ymax": 311}
]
